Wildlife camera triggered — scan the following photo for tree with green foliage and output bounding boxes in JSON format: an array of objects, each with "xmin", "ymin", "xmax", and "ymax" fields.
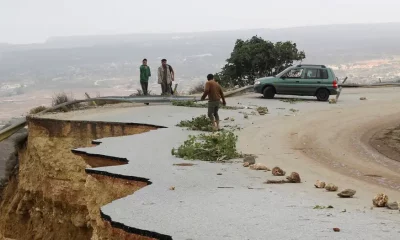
[{"xmin": 216, "ymin": 36, "xmax": 306, "ymax": 87}]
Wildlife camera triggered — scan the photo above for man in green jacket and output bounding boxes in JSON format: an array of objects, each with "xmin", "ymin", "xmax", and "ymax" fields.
[{"xmin": 140, "ymin": 59, "xmax": 151, "ymax": 95}]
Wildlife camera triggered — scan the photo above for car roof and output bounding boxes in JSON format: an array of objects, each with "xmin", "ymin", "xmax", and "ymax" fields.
[{"xmin": 296, "ymin": 64, "xmax": 326, "ymax": 68}]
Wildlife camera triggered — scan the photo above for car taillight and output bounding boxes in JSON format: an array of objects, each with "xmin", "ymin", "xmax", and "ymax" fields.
[{"xmin": 333, "ymin": 80, "xmax": 338, "ymax": 89}]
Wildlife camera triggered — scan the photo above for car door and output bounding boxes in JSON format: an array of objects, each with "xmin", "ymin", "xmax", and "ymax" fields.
[
  {"xmin": 281, "ymin": 68, "xmax": 305, "ymax": 94},
  {"xmin": 303, "ymin": 68, "xmax": 320, "ymax": 94},
  {"xmin": 304, "ymin": 68, "xmax": 329, "ymax": 95}
]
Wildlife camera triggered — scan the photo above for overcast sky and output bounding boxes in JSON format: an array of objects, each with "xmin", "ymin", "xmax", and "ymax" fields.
[{"xmin": 1, "ymin": 0, "xmax": 400, "ymax": 44}]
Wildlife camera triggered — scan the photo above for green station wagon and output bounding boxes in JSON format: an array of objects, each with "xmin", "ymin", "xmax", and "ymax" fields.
[{"xmin": 254, "ymin": 64, "xmax": 338, "ymax": 101}]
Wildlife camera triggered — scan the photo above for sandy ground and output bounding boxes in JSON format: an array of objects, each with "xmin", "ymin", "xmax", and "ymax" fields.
[{"xmin": 34, "ymin": 87, "xmax": 400, "ymax": 239}]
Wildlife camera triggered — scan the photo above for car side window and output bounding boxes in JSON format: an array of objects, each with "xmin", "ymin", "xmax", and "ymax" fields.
[
  {"xmin": 284, "ymin": 68, "xmax": 304, "ymax": 78},
  {"xmin": 305, "ymin": 69, "xmax": 329, "ymax": 79}
]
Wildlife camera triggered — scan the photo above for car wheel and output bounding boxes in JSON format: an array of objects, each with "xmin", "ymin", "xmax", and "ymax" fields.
[
  {"xmin": 316, "ymin": 88, "xmax": 330, "ymax": 101},
  {"xmin": 263, "ymin": 86, "xmax": 275, "ymax": 99}
]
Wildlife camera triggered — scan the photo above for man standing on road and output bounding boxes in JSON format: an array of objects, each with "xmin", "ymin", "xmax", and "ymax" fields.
[
  {"xmin": 157, "ymin": 59, "xmax": 174, "ymax": 95},
  {"xmin": 140, "ymin": 59, "xmax": 151, "ymax": 95},
  {"xmin": 201, "ymin": 74, "xmax": 226, "ymax": 131}
]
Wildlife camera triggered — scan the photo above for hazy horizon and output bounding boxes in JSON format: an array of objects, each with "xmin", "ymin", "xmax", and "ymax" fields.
[{"xmin": 2, "ymin": 0, "xmax": 400, "ymax": 44}]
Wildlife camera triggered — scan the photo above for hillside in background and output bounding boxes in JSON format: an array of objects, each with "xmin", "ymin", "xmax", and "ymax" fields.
[{"xmin": 1, "ymin": 23, "xmax": 400, "ymax": 94}]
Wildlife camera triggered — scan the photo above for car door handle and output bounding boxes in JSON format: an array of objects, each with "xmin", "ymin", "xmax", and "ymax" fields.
[
  {"xmin": 296, "ymin": 81, "xmax": 300, "ymax": 83},
  {"xmin": 317, "ymin": 81, "xmax": 321, "ymax": 83}
]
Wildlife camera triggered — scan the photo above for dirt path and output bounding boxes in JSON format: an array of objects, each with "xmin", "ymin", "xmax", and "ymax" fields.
[{"xmin": 237, "ymin": 88, "xmax": 400, "ymax": 209}]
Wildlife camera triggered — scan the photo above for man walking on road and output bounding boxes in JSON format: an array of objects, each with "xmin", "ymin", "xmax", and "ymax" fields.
[
  {"xmin": 157, "ymin": 59, "xmax": 174, "ymax": 95},
  {"xmin": 201, "ymin": 74, "xmax": 226, "ymax": 131},
  {"xmin": 140, "ymin": 59, "xmax": 151, "ymax": 95}
]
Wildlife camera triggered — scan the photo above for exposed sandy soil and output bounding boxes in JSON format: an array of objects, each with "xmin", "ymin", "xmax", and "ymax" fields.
[{"xmin": 370, "ymin": 124, "xmax": 400, "ymax": 163}]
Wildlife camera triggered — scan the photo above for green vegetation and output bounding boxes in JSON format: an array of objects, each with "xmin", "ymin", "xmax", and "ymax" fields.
[
  {"xmin": 171, "ymin": 131, "xmax": 241, "ymax": 161},
  {"xmin": 171, "ymin": 100, "xmax": 243, "ymax": 110},
  {"xmin": 215, "ymin": 36, "xmax": 305, "ymax": 87},
  {"xmin": 176, "ymin": 115, "xmax": 213, "ymax": 132},
  {"xmin": 256, "ymin": 106, "xmax": 268, "ymax": 115}
]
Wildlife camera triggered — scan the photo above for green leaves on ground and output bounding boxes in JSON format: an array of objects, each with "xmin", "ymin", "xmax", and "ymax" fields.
[
  {"xmin": 176, "ymin": 115, "xmax": 213, "ymax": 132},
  {"xmin": 172, "ymin": 100, "xmax": 243, "ymax": 110},
  {"xmin": 171, "ymin": 131, "xmax": 241, "ymax": 161}
]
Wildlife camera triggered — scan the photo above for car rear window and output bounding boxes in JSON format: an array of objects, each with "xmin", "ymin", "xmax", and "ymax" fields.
[{"xmin": 305, "ymin": 69, "xmax": 328, "ymax": 79}]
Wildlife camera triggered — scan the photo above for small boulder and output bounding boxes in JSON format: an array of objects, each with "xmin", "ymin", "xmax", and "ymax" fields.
[
  {"xmin": 286, "ymin": 172, "xmax": 301, "ymax": 183},
  {"xmin": 373, "ymin": 193, "xmax": 389, "ymax": 207},
  {"xmin": 329, "ymin": 99, "xmax": 337, "ymax": 104},
  {"xmin": 386, "ymin": 201, "xmax": 399, "ymax": 210},
  {"xmin": 272, "ymin": 167, "xmax": 286, "ymax": 176},
  {"xmin": 333, "ymin": 228, "xmax": 340, "ymax": 232},
  {"xmin": 314, "ymin": 180, "xmax": 326, "ymax": 189},
  {"xmin": 360, "ymin": 97, "xmax": 367, "ymax": 100},
  {"xmin": 250, "ymin": 163, "xmax": 270, "ymax": 171},
  {"xmin": 338, "ymin": 189, "xmax": 356, "ymax": 198},
  {"xmin": 243, "ymin": 162, "xmax": 250, "ymax": 167},
  {"xmin": 243, "ymin": 155, "xmax": 256, "ymax": 165},
  {"xmin": 325, "ymin": 183, "xmax": 338, "ymax": 192}
]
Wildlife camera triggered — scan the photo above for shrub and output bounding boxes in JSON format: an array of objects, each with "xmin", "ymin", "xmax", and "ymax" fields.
[
  {"xmin": 188, "ymin": 82, "xmax": 205, "ymax": 95},
  {"xmin": 171, "ymin": 131, "xmax": 241, "ymax": 161},
  {"xmin": 52, "ymin": 92, "xmax": 79, "ymax": 111},
  {"xmin": 130, "ymin": 89, "xmax": 153, "ymax": 96},
  {"xmin": 29, "ymin": 106, "xmax": 47, "ymax": 114}
]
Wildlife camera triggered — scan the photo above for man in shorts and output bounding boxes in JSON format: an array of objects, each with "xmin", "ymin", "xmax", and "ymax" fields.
[{"xmin": 201, "ymin": 74, "xmax": 226, "ymax": 131}]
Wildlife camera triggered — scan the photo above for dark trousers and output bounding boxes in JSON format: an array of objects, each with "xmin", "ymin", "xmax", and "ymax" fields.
[
  {"xmin": 208, "ymin": 101, "xmax": 220, "ymax": 121},
  {"xmin": 140, "ymin": 81, "xmax": 148, "ymax": 95},
  {"xmin": 161, "ymin": 81, "xmax": 171, "ymax": 95}
]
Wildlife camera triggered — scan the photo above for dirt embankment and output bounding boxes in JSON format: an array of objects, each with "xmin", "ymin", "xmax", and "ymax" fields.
[
  {"xmin": 370, "ymin": 124, "xmax": 400, "ymax": 163},
  {"xmin": 0, "ymin": 117, "xmax": 160, "ymax": 240}
]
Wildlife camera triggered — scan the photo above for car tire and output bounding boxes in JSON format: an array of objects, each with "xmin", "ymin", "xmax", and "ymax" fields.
[
  {"xmin": 316, "ymin": 88, "xmax": 330, "ymax": 101},
  {"xmin": 263, "ymin": 86, "xmax": 275, "ymax": 99}
]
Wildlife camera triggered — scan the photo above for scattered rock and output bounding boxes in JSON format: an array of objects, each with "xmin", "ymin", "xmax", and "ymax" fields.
[
  {"xmin": 230, "ymin": 118, "xmax": 235, "ymax": 122},
  {"xmin": 325, "ymin": 183, "xmax": 338, "ymax": 192},
  {"xmin": 244, "ymin": 114, "xmax": 249, "ymax": 119},
  {"xmin": 272, "ymin": 167, "xmax": 286, "ymax": 176},
  {"xmin": 224, "ymin": 117, "xmax": 230, "ymax": 121},
  {"xmin": 386, "ymin": 202, "xmax": 399, "ymax": 210},
  {"xmin": 243, "ymin": 155, "xmax": 256, "ymax": 165},
  {"xmin": 217, "ymin": 173, "xmax": 222, "ymax": 176},
  {"xmin": 286, "ymin": 172, "xmax": 301, "ymax": 183},
  {"xmin": 360, "ymin": 97, "xmax": 367, "ymax": 100},
  {"xmin": 373, "ymin": 193, "xmax": 389, "ymax": 207},
  {"xmin": 314, "ymin": 180, "xmax": 326, "ymax": 189},
  {"xmin": 333, "ymin": 228, "xmax": 340, "ymax": 232},
  {"xmin": 338, "ymin": 189, "xmax": 356, "ymax": 198},
  {"xmin": 169, "ymin": 187, "xmax": 175, "ymax": 191},
  {"xmin": 250, "ymin": 163, "xmax": 270, "ymax": 171},
  {"xmin": 243, "ymin": 162, "xmax": 250, "ymax": 167},
  {"xmin": 329, "ymin": 99, "xmax": 337, "ymax": 104}
]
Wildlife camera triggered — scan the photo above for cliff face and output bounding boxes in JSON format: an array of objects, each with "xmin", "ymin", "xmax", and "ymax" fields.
[{"xmin": 0, "ymin": 117, "xmax": 159, "ymax": 240}]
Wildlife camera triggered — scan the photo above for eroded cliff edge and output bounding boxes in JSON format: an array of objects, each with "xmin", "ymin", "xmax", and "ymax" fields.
[{"xmin": 0, "ymin": 117, "xmax": 161, "ymax": 240}]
